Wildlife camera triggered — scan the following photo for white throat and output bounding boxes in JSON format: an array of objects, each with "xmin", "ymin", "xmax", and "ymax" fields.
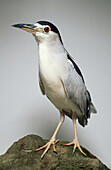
[{"xmin": 37, "ymin": 35, "xmax": 68, "ymax": 87}]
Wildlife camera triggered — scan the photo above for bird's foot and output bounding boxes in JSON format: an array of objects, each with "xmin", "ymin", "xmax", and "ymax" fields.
[
  {"xmin": 64, "ymin": 138, "xmax": 86, "ymax": 156},
  {"xmin": 35, "ymin": 138, "xmax": 60, "ymax": 159}
]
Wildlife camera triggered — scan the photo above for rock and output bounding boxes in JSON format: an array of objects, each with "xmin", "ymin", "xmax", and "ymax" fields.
[{"xmin": 0, "ymin": 134, "xmax": 109, "ymax": 170}]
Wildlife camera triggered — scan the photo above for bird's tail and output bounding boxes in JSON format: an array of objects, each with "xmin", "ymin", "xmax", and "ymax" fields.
[
  {"xmin": 78, "ymin": 102, "xmax": 97, "ymax": 127},
  {"xmin": 89, "ymin": 102, "xmax": 97, "ymax": 114},
  {"xmin": 78, "ymin": 92, "xmax": 97, "ymax": 127},
  {"xmin": 86, "ymin": 90, "xmax": 97, "ymax": 115}
]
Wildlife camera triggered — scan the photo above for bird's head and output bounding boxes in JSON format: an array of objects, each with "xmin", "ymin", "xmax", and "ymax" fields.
[{"xmin": 12, "ymin": 21, "xmax": 63, "ymax": 45}]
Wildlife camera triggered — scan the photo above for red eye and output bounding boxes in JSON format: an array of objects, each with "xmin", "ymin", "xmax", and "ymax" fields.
[{"xmin": 44, "ymin": 27, "xmax": 50, "ymax": 33}]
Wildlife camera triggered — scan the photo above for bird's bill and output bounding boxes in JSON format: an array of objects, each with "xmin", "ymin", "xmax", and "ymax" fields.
[{"xmin": 12, "ymin": 23, "xmax": 39, "ymax": 33}]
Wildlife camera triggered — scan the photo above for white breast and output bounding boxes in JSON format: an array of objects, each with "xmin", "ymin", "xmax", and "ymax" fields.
[{"xmin": 38, "ymin": 42, "xmax": 69, "ymax": 109}]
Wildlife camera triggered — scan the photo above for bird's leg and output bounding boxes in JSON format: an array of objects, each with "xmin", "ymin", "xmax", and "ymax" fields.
[
  {"xmin": 35, "ymin": 112, "xmax": 65, "ymax": 159},
  {"xmin": 64, "ymin": 118, "xmax": 86, "ymax": 156}
]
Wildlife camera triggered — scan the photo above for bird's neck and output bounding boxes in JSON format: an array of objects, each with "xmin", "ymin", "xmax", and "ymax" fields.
[
  {"xmin": 38, "ymin": 38, "xmax": 65, "ymax": 56},
  {"xmin": 38, "ymin": 38, "xmax": 67, "ymax": 74}
]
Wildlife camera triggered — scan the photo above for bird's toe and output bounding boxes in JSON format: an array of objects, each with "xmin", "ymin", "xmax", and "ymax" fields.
[
  {"xmin": 35, "ymin": 139, "xmax": 60, "ymax": 158},
  {"xmin": 64, "ymin": 139, "xmax": 87, "ymax": 156}
]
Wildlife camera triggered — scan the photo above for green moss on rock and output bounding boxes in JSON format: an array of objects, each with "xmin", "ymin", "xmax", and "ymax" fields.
[{"xmin": 0, "ymin": 134, "xmax": 109, "ymax": 170}]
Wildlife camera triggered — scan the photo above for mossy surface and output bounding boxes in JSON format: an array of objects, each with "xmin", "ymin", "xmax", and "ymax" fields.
[{"xmin": 0, "ymin": 134, "xmax": 109, "ymax": 170}]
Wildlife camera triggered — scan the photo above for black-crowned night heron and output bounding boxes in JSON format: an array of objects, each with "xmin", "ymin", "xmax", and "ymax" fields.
[{"xmin": 12, "ymin": 21, "xmax": 97, "ymax": 159}]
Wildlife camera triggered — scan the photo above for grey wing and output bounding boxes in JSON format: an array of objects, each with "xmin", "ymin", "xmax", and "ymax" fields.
[
  {"xmin": 62, "ymin": 54, "xmax": 97, "ymax": 126},
  {"xmin": 62, "ymin": 59, "xmax": 87, "ymax": 114},
  {"xmin": 39, "ymin": 71, "xmax": 45, "ymax": 95}
]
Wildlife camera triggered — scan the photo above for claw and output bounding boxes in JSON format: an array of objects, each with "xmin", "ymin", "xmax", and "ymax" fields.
[
  {"xmin": 64, "ymin": 139, "xmax": 87, "ymax": 156},
  {"xmin": 35, "ymin": 142, "xmax": 49, "ymax": 152},
  {"xmin": 53, "ymin": 139, "xmax": 60, "ymax": 153},
  {"xmin": 35, "ymin": 139, "xmax": 60, "ymax": 159}
]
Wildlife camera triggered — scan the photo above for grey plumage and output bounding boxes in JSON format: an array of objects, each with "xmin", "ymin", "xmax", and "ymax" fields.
[{"xmin": 62, "ymin": 52, "xmax": 97, "ymax": 126}]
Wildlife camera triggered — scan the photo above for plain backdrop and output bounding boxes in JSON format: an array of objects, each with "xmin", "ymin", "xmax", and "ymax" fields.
[{"xmin": 0, "ymin": 0, "xmax": 111, "ymax": 168}]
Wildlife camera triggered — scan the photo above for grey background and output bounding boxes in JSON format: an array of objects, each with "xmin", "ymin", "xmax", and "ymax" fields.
[{"xmin": 0, "ymin": 0, "xmax": 111, "ymax": 168}]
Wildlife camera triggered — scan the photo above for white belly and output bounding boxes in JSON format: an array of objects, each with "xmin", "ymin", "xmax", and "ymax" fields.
[
  {"xmin": 45, "ymin": 81, "xmax": 68, "ymax": 109},
  {"xmin": 40, "ymin": 62, "xmax": 69, "ymax": 110},
  {"xmin": 39, "ymin": 45, "xmax": 71, "ymax": 110}
]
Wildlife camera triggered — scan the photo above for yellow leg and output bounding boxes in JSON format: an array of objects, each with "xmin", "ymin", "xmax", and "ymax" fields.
[
  {"xmin": 64, "ymin": 118, "xmax": 86, "ymax": 156},
  {"xmin": 35, "ymin": 112, "xmax": 65, "ymax": 159}
]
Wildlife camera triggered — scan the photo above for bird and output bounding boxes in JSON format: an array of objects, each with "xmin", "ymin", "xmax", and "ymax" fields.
[{"xmin": 12, "ymin": 21, "xmax": 97, "ymax": 159}]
